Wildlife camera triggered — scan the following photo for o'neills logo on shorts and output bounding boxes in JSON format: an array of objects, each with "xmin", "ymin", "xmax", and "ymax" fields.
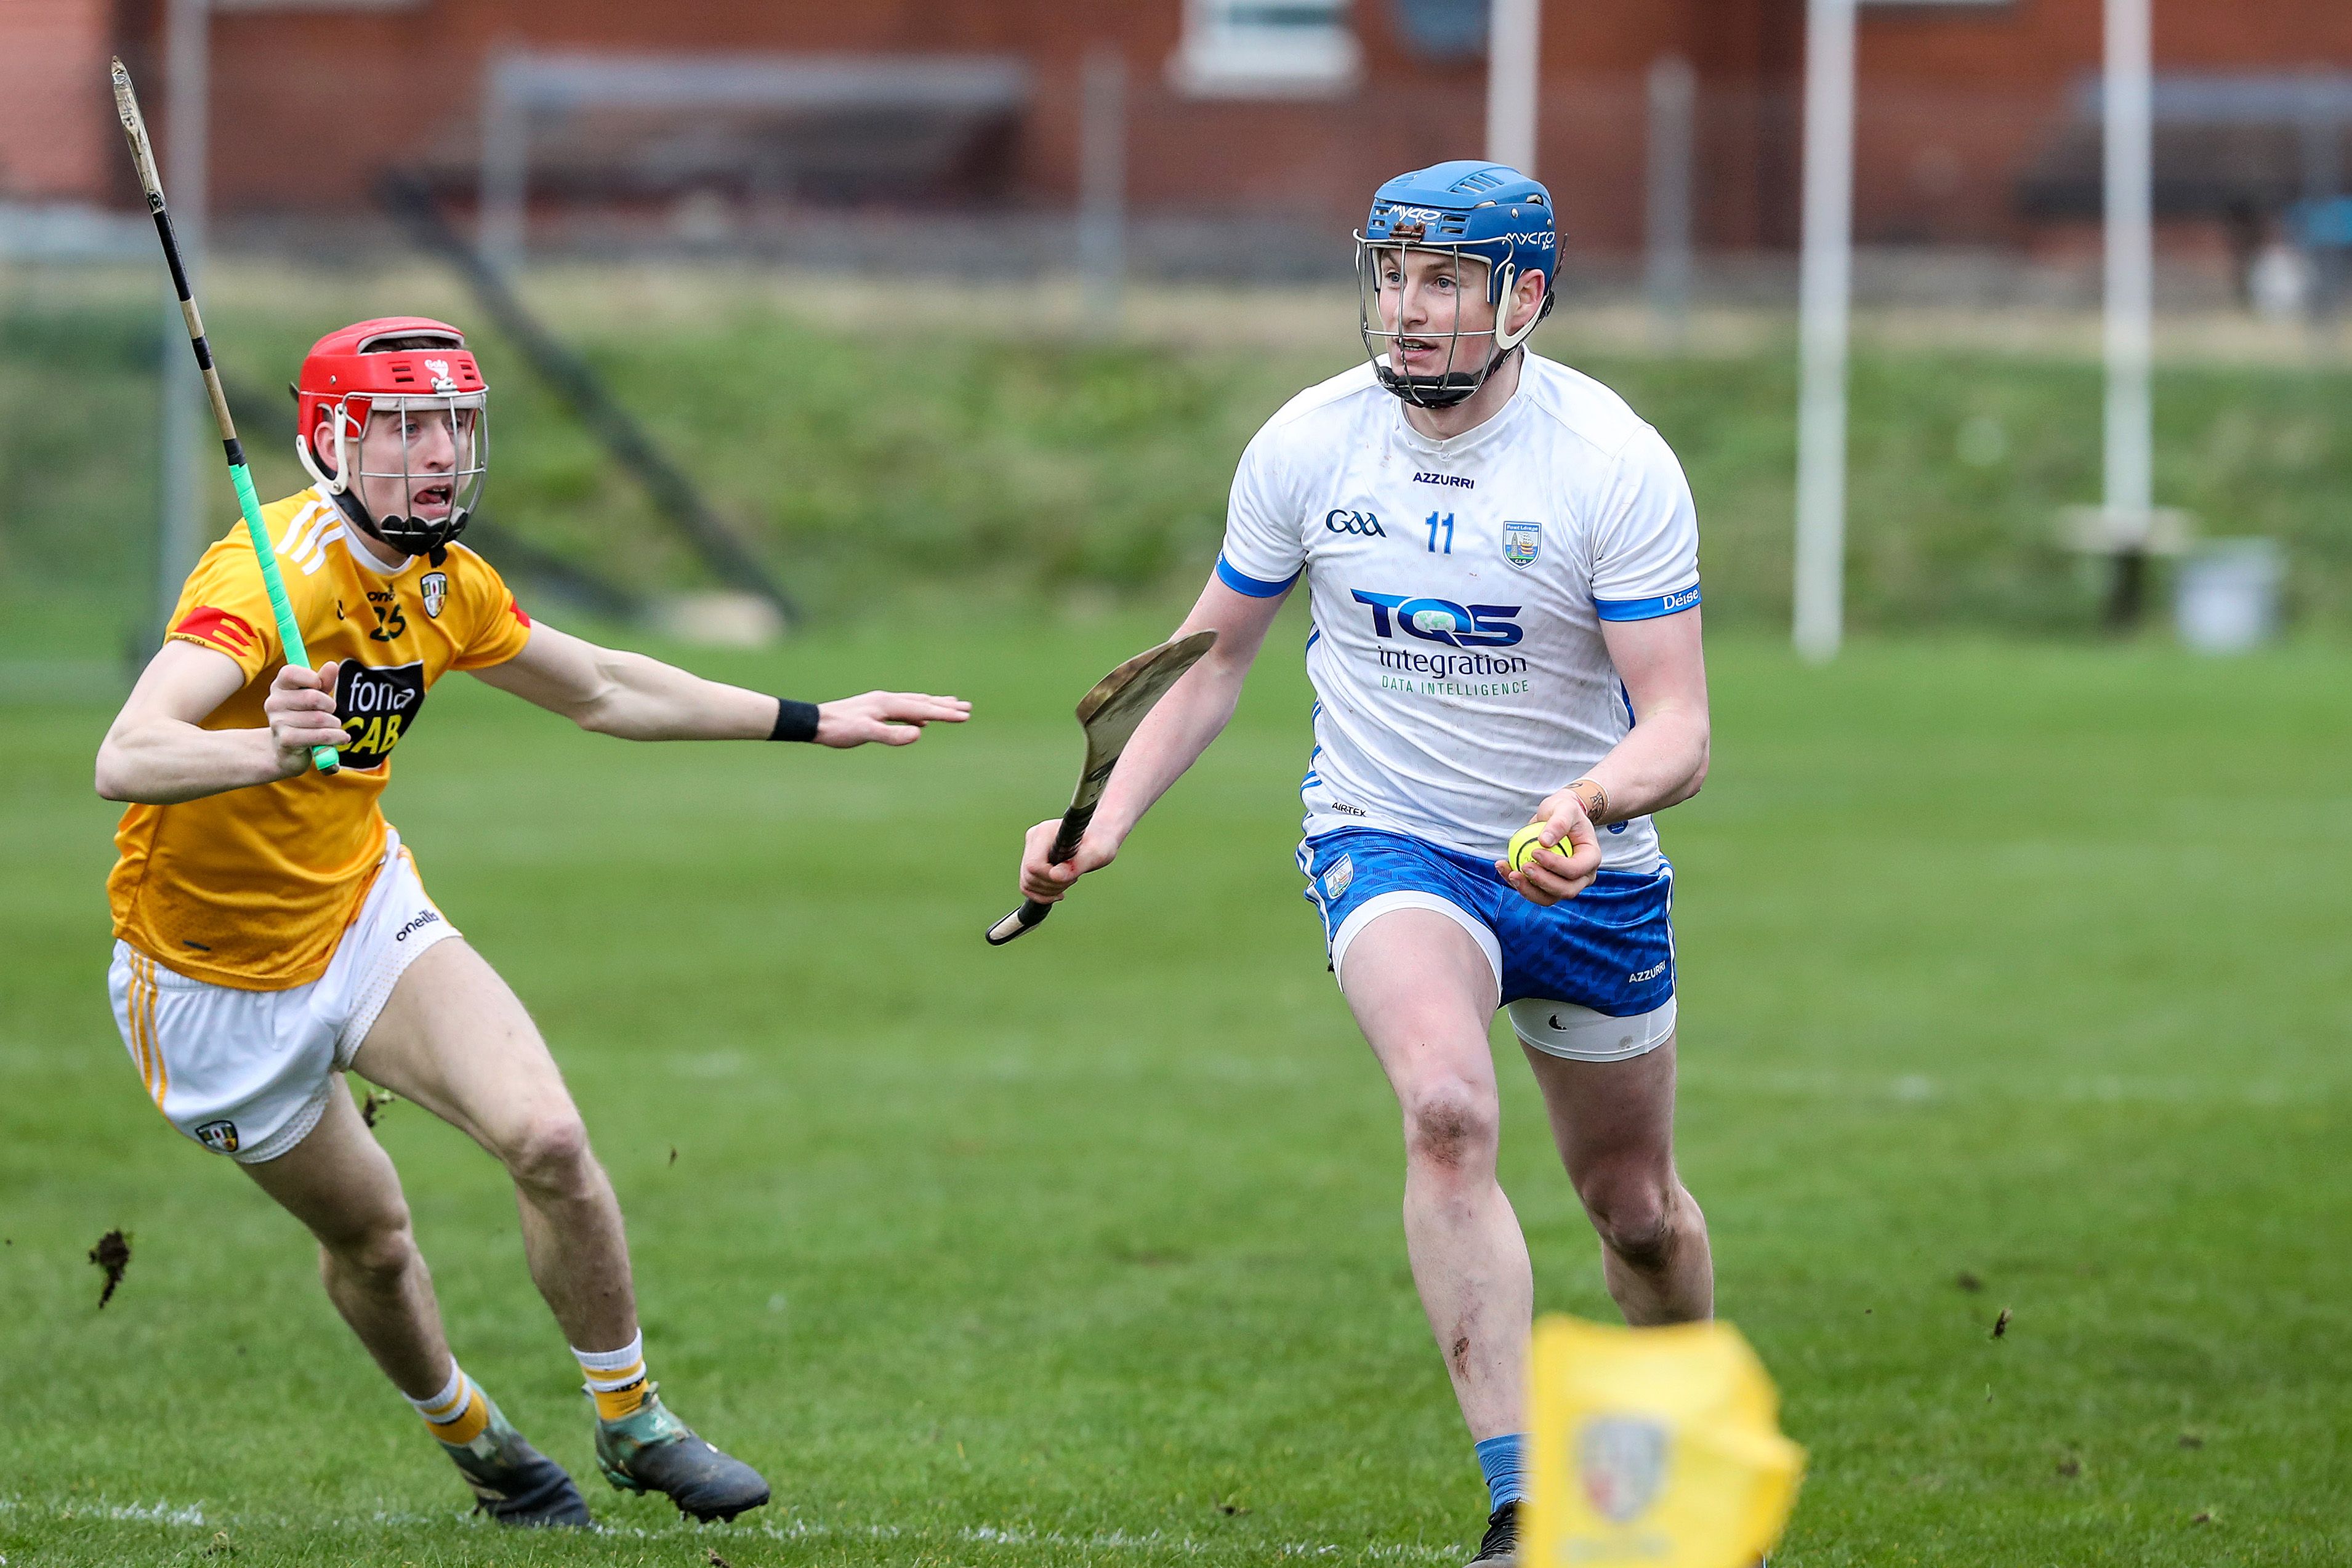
[{"xmin": 393, "ymin": 911, "xmax": 442, "ymax": 943}]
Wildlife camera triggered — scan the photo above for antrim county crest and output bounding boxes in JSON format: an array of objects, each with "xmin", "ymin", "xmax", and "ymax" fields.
[
  {"xmin": 1503, "ymin": 520, "xmax": 1542, "ymax": 568},
  {"xmin": 420, "ymin": 570, "xmax": 449, "ymax": 619}
]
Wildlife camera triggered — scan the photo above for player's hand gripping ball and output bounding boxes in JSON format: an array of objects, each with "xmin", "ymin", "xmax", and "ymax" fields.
[{"xmin": 1507, "ymin": 822, "xmax": 1574, "ymax": 876}]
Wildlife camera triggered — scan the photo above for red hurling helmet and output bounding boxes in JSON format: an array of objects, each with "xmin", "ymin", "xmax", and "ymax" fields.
[{"xmin": 294, "ymin": 316, "xmax": 488, "ymax": 558}]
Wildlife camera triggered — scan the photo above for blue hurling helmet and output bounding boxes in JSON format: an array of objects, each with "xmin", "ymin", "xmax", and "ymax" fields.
[{"xmin": 1357, "ymin": 161, "xmax": 1558, "ymax": 408}]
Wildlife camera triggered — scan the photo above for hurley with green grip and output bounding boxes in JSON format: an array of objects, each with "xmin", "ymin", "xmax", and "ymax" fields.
[{"xmin": 111, "ymin": 57, "xmax": 339, "ymax": 776}]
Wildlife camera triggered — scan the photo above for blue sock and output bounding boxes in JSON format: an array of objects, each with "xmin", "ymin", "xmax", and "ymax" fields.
[{"xmin": 1475, "ymin": 1432, "xmax": 1527, "ymax": 1511}]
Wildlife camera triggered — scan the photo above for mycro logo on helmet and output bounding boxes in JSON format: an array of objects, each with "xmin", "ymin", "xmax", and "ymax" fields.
[
  {"xmin": 1386, "ymin": 206, "xmax": 1444, "ymax": 225},
  {"xmin": 1350, "ymin": 590, "xmax": 1522, "ymax": 648},
  {"xmin": 1325, "ymin": 509, "xmax": 1387, "ymax": 537}
]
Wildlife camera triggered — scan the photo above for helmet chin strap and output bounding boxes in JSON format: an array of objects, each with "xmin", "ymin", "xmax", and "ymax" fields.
[
  {"xmin": 322, "ymin": 472, "xmax": 457, "ymax": 567},
  {"xmin": 1491, "ymin": 265, "xmax": 1544, "ymax": 352},
  {"xmin": 326, "ymin": 484, "xmax": 395, "ymax": 547}
]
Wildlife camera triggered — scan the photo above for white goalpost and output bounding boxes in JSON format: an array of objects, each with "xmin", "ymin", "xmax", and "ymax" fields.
[
  {"xmin": 1792, "ymin": 0, "xmax": 1856, "ymax": 664},
  {"xmin": 1793, "ymin": 0, "xmax": 2156, "ymax": 658},
  {"xmin": 1486, "ymin": 0, "xmax": 1540, "ymax": 174},
  {"xmin": 2103, "ymin": 0, "xmax": 2155, "ymax": 547},
  {"xmin": 156, "ymin": 0, "xmax": 211, "ymax": 640}
]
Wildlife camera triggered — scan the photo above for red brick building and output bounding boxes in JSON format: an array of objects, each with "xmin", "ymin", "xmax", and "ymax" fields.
[{"xmin": 11, "ymin": 1, "xmax": 2352, "ymax": 255}]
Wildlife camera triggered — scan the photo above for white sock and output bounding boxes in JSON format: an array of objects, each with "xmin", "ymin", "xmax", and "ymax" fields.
[
  {"xmin": 405, "ymin": 1364, "xmax": 470, "ymax": 1423},
  {"xmin": 403, "ymin": 1363, "xmax": 489, "ymax": 1442},
  {"xmin": 573, "ymin": 1332, "xmax": 650, "ymax": 1419}
]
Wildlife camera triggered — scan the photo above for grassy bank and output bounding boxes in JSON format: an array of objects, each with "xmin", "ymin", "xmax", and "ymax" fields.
[{"xmin": 6, "ymin": 265, "xmax": 2349, "ymax": 659}]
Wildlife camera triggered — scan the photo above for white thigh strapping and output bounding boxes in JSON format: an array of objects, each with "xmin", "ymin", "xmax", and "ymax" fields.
[
  {"xmin": 1506, "ymin": 993, "xmax": 1677, "ymax": 1063},
  {"xmin": 1329, "ymin": 891, "xmax": 1504, "ymax": 1011}
]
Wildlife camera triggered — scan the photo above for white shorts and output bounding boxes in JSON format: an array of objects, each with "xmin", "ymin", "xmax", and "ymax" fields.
[{"xmin": 108, "ymin": 830, "xmax": 457, "ymax": 1164}]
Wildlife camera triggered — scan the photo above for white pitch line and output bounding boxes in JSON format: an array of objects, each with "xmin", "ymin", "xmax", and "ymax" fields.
[
  {"xmin": 0, "ymin": 1494, "xmax": 1459, "ymax": 1562},
  {"xmin": 1685, "ymin": 1069, "xmax": 2333, "ymax": 1108}
]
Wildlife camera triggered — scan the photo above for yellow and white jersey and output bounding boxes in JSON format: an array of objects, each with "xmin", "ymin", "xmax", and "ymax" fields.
[{"xmin": 108, "ymin": 487, "xmax": 533, "ymax": 991}]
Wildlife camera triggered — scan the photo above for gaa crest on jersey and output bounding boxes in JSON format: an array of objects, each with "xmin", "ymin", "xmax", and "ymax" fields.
[
  {"xmin": 194, "ymin": 1119, "xmax": 241, "ymax": 1154},
  {"xmin": 419, "ymin": 571, "xmax": 449, "ymax": 619},
  {"xmin": 1503, "ymin": 520, "xmax": 1543, "ymax": 569},
  {"xmin": 1579, "ymin": 1415, "xmax": 1669, "ymax": 1523}
]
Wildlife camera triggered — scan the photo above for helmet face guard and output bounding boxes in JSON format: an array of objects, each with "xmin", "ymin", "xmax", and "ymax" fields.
[
  {"xmin": 1357, "ymin": 236, "xmax": 1533, "ymax": 409},
  {"xmin": 1355, "ymin": 161, "xmax": 1559, "ymax": 410},
  {"xmin": 298, "ymin": 390, "xmax": 487, "ymax": 557},
  {"xmin": 294, "ymin": 319, "xmax": 488, "ymax": 558}
]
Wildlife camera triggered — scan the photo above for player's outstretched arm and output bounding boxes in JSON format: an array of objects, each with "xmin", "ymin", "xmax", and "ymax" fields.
[
  {"xmin": 1502, "ymin": 608, "xmax": 1710, "ymax": 907},
  {"xmin": 96, "ymin": 641, "xmax": 347, "ymax": 804},
  {"xmin": 469, "ymin": 620, "xmax": 969, "ymax": 746},
  {"xmin": 1018, "ymin": 575, "xmax": 1287, "ymax": 904}
]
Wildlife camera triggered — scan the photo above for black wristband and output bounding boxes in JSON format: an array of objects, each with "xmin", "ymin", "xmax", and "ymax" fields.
[{"xmin": 769, "ymin": 698, "xmax": 820, "ymax": 742}]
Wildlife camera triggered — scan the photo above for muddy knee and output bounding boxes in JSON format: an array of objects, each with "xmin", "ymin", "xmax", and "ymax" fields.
[{"xmin": 1401, "ymin": 1080, "xmax": 1500, "ymax": 1173}]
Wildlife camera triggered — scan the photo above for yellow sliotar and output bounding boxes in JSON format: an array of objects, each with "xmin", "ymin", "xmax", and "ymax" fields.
[
  {"xmin": 1523, "ymin": 1315, "xmax": 1805, "ymax": 1568},
  {"xmin": 1507, "ymin": 822, "xmax": 1571, "ymax": 875}
]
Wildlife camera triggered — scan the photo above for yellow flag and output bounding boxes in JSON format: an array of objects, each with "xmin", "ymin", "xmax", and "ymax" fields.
[{"xmin": 1523, "ymin": 1315, "xmax": 1804, "ymax": 1568}]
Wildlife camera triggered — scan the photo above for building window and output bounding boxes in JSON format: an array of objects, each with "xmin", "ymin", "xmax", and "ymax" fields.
[{"xmin": 1170, "ymin": 0, "xmax": 1363, "ymax": 99}]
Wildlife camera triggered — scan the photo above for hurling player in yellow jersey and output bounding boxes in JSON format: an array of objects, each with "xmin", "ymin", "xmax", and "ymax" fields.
[{"xmin": 95, "ymin": 317, "xmax": 969, "ymax": 1527}]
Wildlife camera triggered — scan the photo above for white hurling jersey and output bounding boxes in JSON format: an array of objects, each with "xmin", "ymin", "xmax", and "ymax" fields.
[{"xmin": 1215, "ymin": 353, "xmax": 1701, "ymax": 874}]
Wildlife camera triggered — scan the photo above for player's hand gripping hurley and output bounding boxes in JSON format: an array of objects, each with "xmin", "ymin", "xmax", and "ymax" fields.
[
  {"xmin": 111, "ymin": 57, "xmax": 338, "ymax": 774},
  {"xmin": 986, "ymin": 630, "xmax": 1217, "ymax": 946}
]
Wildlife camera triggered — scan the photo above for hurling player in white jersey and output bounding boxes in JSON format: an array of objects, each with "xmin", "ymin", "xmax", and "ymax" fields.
[{"xmin": 1017, "ymin": 161, "xmax": 1712, "ymax": 1567}]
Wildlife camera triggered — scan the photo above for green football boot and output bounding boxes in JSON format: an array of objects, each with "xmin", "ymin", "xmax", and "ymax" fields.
[
  {"xmin": 437, "ymin": 1394, "xmax": 592, "ymax": 1527},
  {"xmin": 592, "ymin": 1385, "xmax": 770, "ymax": 1522}
]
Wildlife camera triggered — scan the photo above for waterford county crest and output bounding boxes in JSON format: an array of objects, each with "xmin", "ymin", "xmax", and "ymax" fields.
[
  {"xmin": 1503, "ymin": 520, "xmax": 1542, "ymax": 568},
  {"xmin": 1577, "ymin": 1415, "xmax": 1669, "ymax": 1524},
  {"xmin": 1323, "ymin": 854, "xmax": 1355, "ymax": 901}
]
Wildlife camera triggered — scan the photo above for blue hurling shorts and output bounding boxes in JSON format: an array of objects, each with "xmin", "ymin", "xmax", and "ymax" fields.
[{"xmin": 1298, "ymin": 829, "xmax": 1678, "ymax": 1061}]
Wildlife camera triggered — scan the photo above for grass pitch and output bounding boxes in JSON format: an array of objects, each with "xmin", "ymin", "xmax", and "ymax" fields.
[{"xmin": 3, "ymin": 612, "xmax": 2348, "ymax": 1566}]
